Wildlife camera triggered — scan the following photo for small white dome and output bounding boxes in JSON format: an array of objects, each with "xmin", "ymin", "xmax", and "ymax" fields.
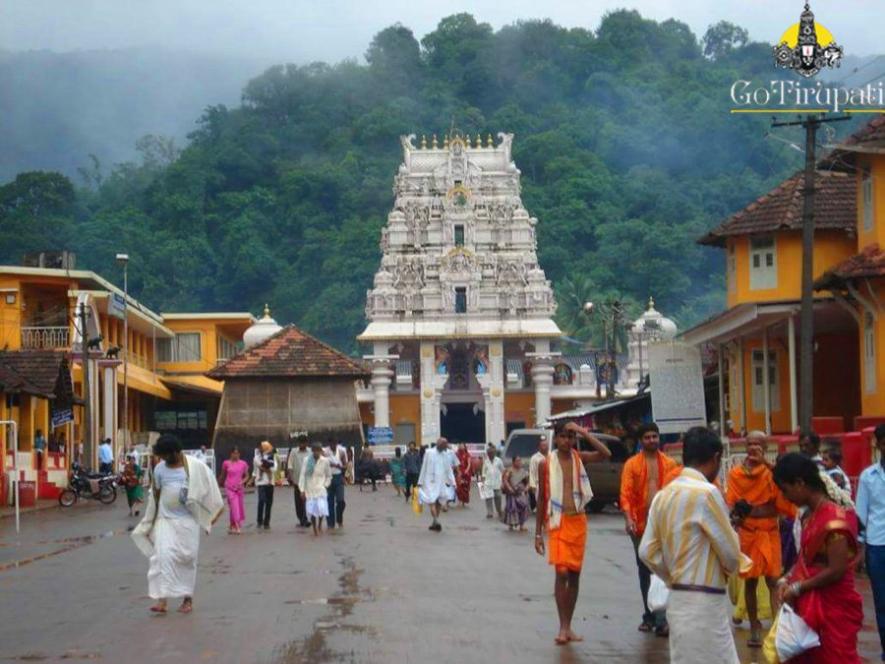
[
  {"xmin": 243, "ymin": 304, "xmax": 283, "ymax": 349},
  {"xmin": 632, "ymin": 297, "xmax": 677, "ymax": 341}
]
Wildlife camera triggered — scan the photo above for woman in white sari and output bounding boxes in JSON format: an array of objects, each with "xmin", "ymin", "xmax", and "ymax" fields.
[{"xmin": 132, "ymin": 435, "xmax": 223, "ymax": 614}]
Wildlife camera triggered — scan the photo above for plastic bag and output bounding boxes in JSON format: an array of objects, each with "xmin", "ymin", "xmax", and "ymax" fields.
[
  {"xmin": 478, "ymin": 480, "xmax": 494, "ymax": 501},
  {"xmin": 762, "ymin": 606, "xmax": 781, "ymax": 664},
  {"xmin": 411, "ymin": 488, "xmax": 423, "ymax": 515},
  {"xmin": 647, "ymin": 574, "xmax": 669, "ymax": 612},
  {"xmin": 764, "ymin": 603, "xmax": 820, "ymax": 663}
]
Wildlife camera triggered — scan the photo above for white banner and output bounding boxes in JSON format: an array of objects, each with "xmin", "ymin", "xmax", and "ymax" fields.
[{"xmin": 648, "ymin": 341, "xmax": 707, "ymax": 435}]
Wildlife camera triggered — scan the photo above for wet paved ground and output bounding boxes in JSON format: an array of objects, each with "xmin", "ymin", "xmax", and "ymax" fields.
[{"xmin": 0, "ymin": 485, "xmax": 880, "ymax": 663}]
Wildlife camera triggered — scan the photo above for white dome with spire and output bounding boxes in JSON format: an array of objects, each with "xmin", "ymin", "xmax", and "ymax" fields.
[
  {"xmin": 243, "ymin": 304, "xmax": 283, "ymax": 349},
  {"xmin": 618, "ymin": 296, "xmax": 678, "ymax": 396},
  {"xmin": 632, "ymin": 297, "xmax": 677, "ymax": 341}
]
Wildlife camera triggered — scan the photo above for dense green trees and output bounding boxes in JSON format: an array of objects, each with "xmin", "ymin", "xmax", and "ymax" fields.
[{"xmin": 1, "ymin": 12, "xmax": 831, "ymax": 352}]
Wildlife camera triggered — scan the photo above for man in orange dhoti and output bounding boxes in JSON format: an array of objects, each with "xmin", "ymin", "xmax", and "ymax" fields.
[
  {"xmin": 535, "ymin": 421, "xmax": 612, "ymax": 645},
  {"xmin": 725, "ymin": 432, "xmax": 796, "ymax": 648}
]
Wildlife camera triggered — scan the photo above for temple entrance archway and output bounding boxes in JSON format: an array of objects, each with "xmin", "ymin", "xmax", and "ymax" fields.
[{"xmin": 440, "ymin": 403, "xmax": 485, "ymax": 443}]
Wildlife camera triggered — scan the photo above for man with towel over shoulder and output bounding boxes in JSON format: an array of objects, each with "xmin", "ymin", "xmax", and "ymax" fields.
[{"xmin": 534, "ymin": 420, "xmax": 611, "ymax": 645}]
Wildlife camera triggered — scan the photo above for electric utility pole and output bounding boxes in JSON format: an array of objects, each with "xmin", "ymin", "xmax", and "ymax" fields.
[
  {"xmin": 771, "ymin": 113, "xmax": 849, "ymax": 434},
  {"xmin": 79, "ymin": 301, "xmax": 92, "ymax": 466}
]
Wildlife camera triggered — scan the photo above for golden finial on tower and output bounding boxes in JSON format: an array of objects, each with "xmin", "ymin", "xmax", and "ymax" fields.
[
  {"xmin": 263, "ymin": 303, "xmax": 271, "ymax": 318},
  {"xmin": 647, "ymin": 296, "xmax": 655, "ymax": 310},
  {"xmin": 475, "ymin": 134, "xmax": 481, "ymax": 148},
  {"xmin": 444, "ymin": 134, "xmax": 450, "ymax": 149},
  {"xmin": 486, "ymin": 133, "xmax": 494, "ymax": 147},
  {"xmin": 420, "ymin": 134, "xmax": 427, "ymax": 149},
  {"xmin": 432, "ymin": 133, "xmax": 438, "ymax": 149}
]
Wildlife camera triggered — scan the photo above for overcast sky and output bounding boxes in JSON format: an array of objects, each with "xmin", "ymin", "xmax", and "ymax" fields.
[{"xmin": 2, "ymin": 0, "xmax": 880, "ymax": 61}]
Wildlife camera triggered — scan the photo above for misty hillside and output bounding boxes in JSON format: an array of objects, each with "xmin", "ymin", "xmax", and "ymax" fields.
[
  {"xmin": 0, "ymin": 48, "xmax": 275, "ymax": 182},
  {"xmin": 0, "ymin": 13, "xmax": 870, "ymax": 351}
]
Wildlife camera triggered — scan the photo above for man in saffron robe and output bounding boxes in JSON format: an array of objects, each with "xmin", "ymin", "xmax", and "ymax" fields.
[
  {"xmin": 620, "ymin": 421, "xmax": 679, "ymax": 635},
  {"xmin": 725, "ymin": 431, "xmax": 796, "ymax": 648},
  {"xmin": 534, "ymin": 421, "xmax": 611, "ymax": 645}
]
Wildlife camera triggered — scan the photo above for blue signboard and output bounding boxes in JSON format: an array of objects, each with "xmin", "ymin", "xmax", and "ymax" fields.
[
  {"xmin": 51, "ymin": 408, "xmax": 73, "ymax": 428},
  {"xmin": 367, "ymin": 427, "xmax": 394, "ymax": 445}
]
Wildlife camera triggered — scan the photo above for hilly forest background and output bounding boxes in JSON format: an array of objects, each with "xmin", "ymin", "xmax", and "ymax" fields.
[{"xmin": 0, "ymin": 12, "xmax": 873, "ymax": 352}]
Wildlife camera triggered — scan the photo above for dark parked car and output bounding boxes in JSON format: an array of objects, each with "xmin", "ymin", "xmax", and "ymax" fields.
[{"xmin": 502, "ymin": 428, "xmax": 628, "ymax": 513}]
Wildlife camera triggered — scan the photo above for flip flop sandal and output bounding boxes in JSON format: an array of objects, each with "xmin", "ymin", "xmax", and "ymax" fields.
[
  {"xmin": 748, "ymin": 629, "xmax": 762, "ymax": 648},
  {"xmin": 638, "ymin": 622, "xmax": 653, "ymax": 633},
  {"xmin": 149, "ymin": 606, "xmax": 167, "ymax": 614}
]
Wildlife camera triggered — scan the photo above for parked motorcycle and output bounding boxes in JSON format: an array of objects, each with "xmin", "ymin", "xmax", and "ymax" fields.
[{"xmin": 58, "ymin": 462, "xmax": 117, "ymax": 506}]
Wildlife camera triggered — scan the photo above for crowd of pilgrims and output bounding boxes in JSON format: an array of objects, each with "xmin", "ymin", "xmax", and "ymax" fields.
[{"xmin": 122, "ymin": 424, "xmax": 884, "ymax": 663}]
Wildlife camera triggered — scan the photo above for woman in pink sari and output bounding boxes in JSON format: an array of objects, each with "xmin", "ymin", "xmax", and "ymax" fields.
[
  {"xmin": 773, "ymin": 452, "xmax": 863, "ymax": 664},
  {"xmin": 219, "ymin": 447, "xmax": 248, "ymax": 534}
]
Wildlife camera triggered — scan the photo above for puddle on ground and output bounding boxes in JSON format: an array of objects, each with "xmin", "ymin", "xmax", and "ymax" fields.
[
  {"xmin": 284, "ymin": 596, "xmax": 360, "ymax": 606},
  {"xmin": 0, "ymin": 530, "xmax": 125, "ymax": 573},
  {"xmin": 274, "ymin": 555, "xmax": 375, "ymax": 663}
]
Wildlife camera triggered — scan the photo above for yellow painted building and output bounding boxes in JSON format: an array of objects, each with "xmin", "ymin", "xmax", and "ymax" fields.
[
  {"xmin": 684, "ymin": 170, "xmax": 860, "ymax": 434},
  {"xmin": 816, "ymin": 116, "xmax": 885, "ymax": 423},
  {"xmin": 0, "ymin": 255, "xmax": 255, "ymax": 493}
]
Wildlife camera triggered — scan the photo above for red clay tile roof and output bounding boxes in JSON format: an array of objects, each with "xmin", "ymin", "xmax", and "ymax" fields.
[
  {"xmin": 0, "ymin": 350, "xmax": 71, "ymax": 398},
  {"xmin": 814, "ymin": 243, "xmax": 885, "ymax": 290},
  {"xmin": 820, "ymin": 115, "xmax": 885, "ymax": 170},
  {"xmin": 698, "ymin": 171, "xmax": 856, "ymax": 246},
  {"xmin": 207, "ymin": 325, "xmax": 368, "ymax": 379}
]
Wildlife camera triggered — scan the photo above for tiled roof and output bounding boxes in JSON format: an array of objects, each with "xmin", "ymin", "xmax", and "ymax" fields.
[
  {"xmin": 698, "ymin": 171, "xmax": 856, "ymax": 246},
  {"xmin": 207, "ymin": 325, "xmax": 368, "ymax": 379},
  {"xmin": 815, "ymin": 243, "xmax": 885, "ymax": 290},
  {"xmin": 0, "ymin": 350, "xmax": 70, "ymax": 398},
  {"xmin": 819, "ymin": 115, "xmax": 885, "ymax": 170}
]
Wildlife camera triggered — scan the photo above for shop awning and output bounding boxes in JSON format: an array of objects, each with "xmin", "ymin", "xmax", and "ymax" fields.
[
  {"xmin": 160, "ymin": 375, "xmax": 224, "ymax": 396},
  {"xmin": 679, "ymin": 302, "xmax": 799, "ymax": 346},
  {"xmin": 547, "ymin": 394, "xmax": 650, "ymax": 422}
]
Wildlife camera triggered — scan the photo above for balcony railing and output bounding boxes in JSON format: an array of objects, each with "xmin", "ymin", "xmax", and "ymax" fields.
[
  {"xmin": 21, "ymin": 326, "xmax": 70, "ymax": 349},
  {"xmin": 125, "ymin": 350, "xmax": 150, "ymax": 370}
]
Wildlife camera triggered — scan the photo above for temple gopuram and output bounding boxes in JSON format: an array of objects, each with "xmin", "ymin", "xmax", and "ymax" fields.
[{"xmin": 357, "ymin": 131, "xmax": 566, "ymax": 445}]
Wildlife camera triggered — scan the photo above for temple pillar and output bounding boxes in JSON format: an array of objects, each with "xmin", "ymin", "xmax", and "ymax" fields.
[
  {"xmin": 531, "ymin": 362, "xmax": 554, "ymax": 427},
  {"xmin": 370, "ymin": 363, "xmax": 394, "ymax": 428},
  {"xmin": 485, "ymin": 340, "xmax": 505, "ymax": 444},
  {"xmin": 419, "ymin": 341, "xmax": 444, "ymax": 443}
]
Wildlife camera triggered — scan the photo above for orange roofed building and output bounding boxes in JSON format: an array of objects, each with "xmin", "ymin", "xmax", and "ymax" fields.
[
  {"xmin": 682, "ymin": 170, "xmax": 859, "ymax": 434},
  {"xmin": 816, "ymin": 116, "xmax": 885, "ymax": 422}
]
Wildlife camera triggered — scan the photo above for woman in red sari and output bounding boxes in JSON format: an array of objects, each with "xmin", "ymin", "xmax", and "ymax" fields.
[
  {"xmin": 455, "ymin": 443, "xmax": 473, "ymax": 507},
  {"xmin": 773, "ymin": 453, "xmax": 863, "ymax": 664}
]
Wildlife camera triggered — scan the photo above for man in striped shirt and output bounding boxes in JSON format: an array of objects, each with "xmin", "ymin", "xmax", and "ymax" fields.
[{"xmin": 639, "ymin": 427, "xmax": 747, "ymax": 664}]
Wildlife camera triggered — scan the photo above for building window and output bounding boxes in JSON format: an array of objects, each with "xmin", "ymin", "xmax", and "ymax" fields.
[
  {"xmin": 865, "ymin": 312, "xmax": 877, "ymax": 393},
  {"xmin": 751, "ymin": 349, "xmax": 780, "ymax": 412},
  {"xmin": 217, "ymin": 336, "xmax": 238, "ymax": 363},
  {"xmin": 863, "ymin": 168, "xmax": 874, "ymax": 232},
  {"xmin": 455, "ymin": 287, "xmax": 467, "ymax": 314},
  {"xmin": 727, "ymin": 243, "xmax": 736, "ymax": 293},
  {"xmin": 454, "ymin": 224, "xmax": 465, "ymax": 247},
  {"xmin": 749, "ymin": 236, "xmax": 777, "ymax": 290},
  {"xmin": 154, "ymin": 409, "xmax": 208, "ymax": 431},
  {"xmin": 157, "ymin": 332, "xmax": 201, "ymax": 362}
]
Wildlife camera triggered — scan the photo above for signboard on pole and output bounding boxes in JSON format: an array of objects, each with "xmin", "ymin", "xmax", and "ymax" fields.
[
  {"xmin": 367, "ymin": 427, "xmax": 394, "ymax": 445},
  {"xmin": 51, "ymin": 407, "xmax": 73, "ymax": 428},
  {"xmin": 109, "ymin": 292, "xmax": 126, "ymax": 320},
  {"xmin": 648, "ymin": 341, "xmax": 707, "ymax": 435}
]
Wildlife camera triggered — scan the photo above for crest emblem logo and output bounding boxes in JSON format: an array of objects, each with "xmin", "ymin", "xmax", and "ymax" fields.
[{"xmin": 773, "ymin": 2, "xmax": 843, "ymax": 78}]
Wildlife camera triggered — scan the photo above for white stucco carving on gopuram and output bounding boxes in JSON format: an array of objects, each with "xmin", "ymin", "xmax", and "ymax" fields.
[{"xmin": 358, "ymin": 131, "xmax": 564, "ymax": 444}]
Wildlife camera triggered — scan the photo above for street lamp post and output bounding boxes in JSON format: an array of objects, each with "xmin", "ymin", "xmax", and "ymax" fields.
[
  {"xmin": 583, "ymin": 300, "xmax": 624, "ymax": 399},
  {"xmin": 116, "ymin": 254, "xmax": 129, "ymax": 451}
]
